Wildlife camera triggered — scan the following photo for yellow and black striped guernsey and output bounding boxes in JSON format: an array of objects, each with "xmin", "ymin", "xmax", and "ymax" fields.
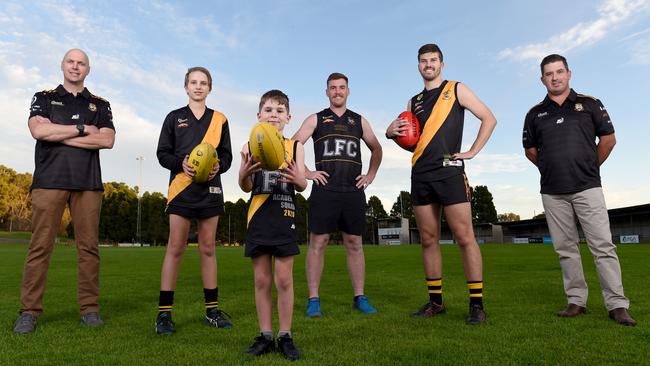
[
  {"xmin": 410, "ymin": 80, "xmax": 465, "ymax": 182},
  {"xmin": 246, "ymin": 139, "xmax": 298, "ymax": 246},
  {"xmin": 156, "ymin": 106, "xmax": 232, "ymax": 208}
]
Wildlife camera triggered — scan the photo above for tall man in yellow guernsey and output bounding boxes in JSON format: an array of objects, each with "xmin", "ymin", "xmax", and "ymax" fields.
[{"xmin": 386, "ymin": 44, "xmax": 496, "ymax": 324}]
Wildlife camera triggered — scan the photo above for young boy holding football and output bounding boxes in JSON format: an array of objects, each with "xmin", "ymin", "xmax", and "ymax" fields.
[
  {"xmin": 154, "ymin": 67, "xmax": 233, "ymax": 335},
  {"xmin": 238, "ymin": 90, "xmax": 307, "ymax": 360}
]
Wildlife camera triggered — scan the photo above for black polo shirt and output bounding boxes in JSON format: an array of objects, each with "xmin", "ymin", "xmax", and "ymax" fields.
[
  {"xmin": 523, "ymin": 89, "xmax": 614, "ymax": 195},
  {"xmin": 29, "ymin": 85, "xmax": 114, "ymax": 191}
]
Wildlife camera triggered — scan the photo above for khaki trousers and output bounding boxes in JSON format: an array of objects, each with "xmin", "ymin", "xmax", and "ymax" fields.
[
  {"xmin": 542, "ymin": 187, "xmax": 629, "ymax": 311},
  {"xmin": 20, "ymin": 189, "xmax": 103, "ymax": 316}
]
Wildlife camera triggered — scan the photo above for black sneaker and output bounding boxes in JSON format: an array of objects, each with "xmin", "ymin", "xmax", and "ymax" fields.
[
  {"xmin": 277, "ymin": 334, "xmax": 301, "ymax": 361},
  {"xmin": 244, "ymin": 335, "xmax": 275, "ymax": 356},
  {"xmin": 204, "ymin": 308, "xmax": 233, "ymax": 329},
  {"xmin": 466, "ymin": 304, "xmax": 487, "ymax": 325},
  {"xmin": 411, "ymin": 301, "xmax": 446, "ymax": 317},
  {"xmin": 155, "ymin": 311, "xmax": 175, "ymax": 335}
]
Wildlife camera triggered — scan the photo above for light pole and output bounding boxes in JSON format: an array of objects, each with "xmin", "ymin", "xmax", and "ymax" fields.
[{"xmin": 136, "ymin": 156, "xmax": 144, "ymax": 245}]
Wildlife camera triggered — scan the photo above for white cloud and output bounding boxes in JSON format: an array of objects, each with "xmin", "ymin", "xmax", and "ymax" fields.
[
  {"xmin": 628, "ymin": 38, "xmax": 650, "ymax": 64},
  {"xmin": 498, "ymin": 0, "xmax": 649, "ymax": 62},
  {"xmin": 467, "ymin": 153, "xmax": 530, "ymax": 176}
]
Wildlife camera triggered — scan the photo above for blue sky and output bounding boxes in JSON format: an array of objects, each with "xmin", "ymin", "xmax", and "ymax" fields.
[{"xmin": 1, "ymin": 0, "xmax": 649, "ymax": 218}]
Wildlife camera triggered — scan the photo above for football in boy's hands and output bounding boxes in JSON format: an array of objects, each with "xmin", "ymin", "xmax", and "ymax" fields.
[
  {"xmin": 188, "ymin": 142, "xmax": 218, "ymax": 183},
  {"xmin": 395, "ymin": 111, "xmax": 420, "ymax": 151},
  {"xmin": 249, "ymin": 121, "xmax": 285, "ymax": 170}
]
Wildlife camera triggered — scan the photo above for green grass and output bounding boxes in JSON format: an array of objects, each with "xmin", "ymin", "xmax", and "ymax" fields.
[{"xmin": 0, "ymin": 242, "xmax": 648, "ymax": 365}]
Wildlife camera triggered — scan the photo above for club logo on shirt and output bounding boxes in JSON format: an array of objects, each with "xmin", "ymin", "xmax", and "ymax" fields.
[
  {"xmin": 177, "ymin": 118, "xmax": 189, "ymax": 128},
  {"xmin": 442, "ymin": 91, "xmax": 451, "ymax": 100},
  {"xmin": 556, "ymin": 117, "xmax": 564, "ymax": 124},
  {"xmin": 347, "ymin": 116, "xmax": 356, "ymax": 125},
  {"xmin": 209, "ymin": 186, "xmax": 222, "ymax": 194},
  {"xmin": 88, "ymin": 103, "xmax": 97, "ymax": 112},
  {"xmin": 322, "ymin": 115, "xmax": 335, "ymax": 123},
  {"xmin": 417, "ymin": 93, "xmax": 423, "ymax": 101},
  {"xmin": 574, "ymin": 103, "xmax": 584, "ymax": 112}
]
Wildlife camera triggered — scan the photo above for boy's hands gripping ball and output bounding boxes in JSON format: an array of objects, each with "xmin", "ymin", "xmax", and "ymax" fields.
[{"xmin": 249, "ymin": 122, "xmax": 285, "ymax": 170}]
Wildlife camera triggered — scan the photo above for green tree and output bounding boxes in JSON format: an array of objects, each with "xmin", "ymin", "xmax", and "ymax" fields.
[
  {"xmin": 471, "ymin": 185, "xmax": 497, "ymax": 224},
  {"xmin": 365, "ymin": 195, "xmax": 388, "ymax": 245},
  {"xmin": 295, "ymin": 193, "xmax": 309, "ymax": 244},
  {"xmin": 389, "ymin": 191, "xmax": 413, "ymax": 220},
  {"xmin": 367, "ymin": 195, "xmax": 388, "ymax": 219},
  {"xmin": 140, "ymin": 191, "xmax": 169, "ymax": 245},
  {"xmin": 533, "ymin": 211, "xmax": 545, "ymax": 219},
  {"xmin": 219, "ymin": 199, "xmax": 248, "ymax": 244},
  {"xmin": 97, "ymin": 182, "xmax": 138, "ymax": 242},
  {"xmin": 0, "ymin": 166, "xmax": 33, "ymax": 231},
  {"xmin": 497, "ymin": 212, "xmax": 520, "ymax": 222}
]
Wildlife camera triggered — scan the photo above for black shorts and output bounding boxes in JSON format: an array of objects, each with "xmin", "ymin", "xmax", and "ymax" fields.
[
  {"xmin": 166, "ymin": 204, "xmax": 224, "ymax": 219},
  {"xmin": 308, "ymin": 187, "xmax": 365, "ymax": 235},
  {"xmin": 244, "ymin": 242, "xmax": 300, "ymax": 258},
  {"xmin": 411, "ymin": 173, "xmax": 471, "ymax": 206}
]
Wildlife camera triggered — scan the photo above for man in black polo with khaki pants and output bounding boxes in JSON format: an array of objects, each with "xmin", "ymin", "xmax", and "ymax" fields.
[
  {"xmin": 523, "ymin": 54, "xmax": 635, "ymax": 326},
  {"xmin": 14, "ymin": 48, "xmax": 116, "ymax": 334}
]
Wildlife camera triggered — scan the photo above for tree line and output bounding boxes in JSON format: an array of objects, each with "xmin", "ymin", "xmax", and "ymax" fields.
[{"xmin": 1, "ymin": 164, "xmax": 521, "ymax": 244}]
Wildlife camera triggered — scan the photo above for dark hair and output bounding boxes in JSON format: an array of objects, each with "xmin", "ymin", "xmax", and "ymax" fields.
[
  {"xmin": 184, "ymin": 66, "xmax": 212, "ymax": 91},
  {"xmin": 259, "ymin": 89, "xmax": 290, "ymax": 112},
  {"xmin": 540, "ymin": 54, "xmax": 569, "ymax": 75},
  {"xmin": 418, "ymin": 44, "xmax": 443, "ymax": 62},
  {"xmin": 326, "ymin": 72, "xmax": 348, "ymax": 86}
]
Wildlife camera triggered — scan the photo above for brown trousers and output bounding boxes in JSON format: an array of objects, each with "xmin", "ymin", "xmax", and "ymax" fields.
[{"xmin": 20, "ymin": 189, "xmax": 103, "ymax": 316}]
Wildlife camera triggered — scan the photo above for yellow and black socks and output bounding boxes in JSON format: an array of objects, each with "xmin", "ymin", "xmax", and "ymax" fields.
[
  {"xmin": 204, "ymin": 287, "xmax": 219, "ymax": 314},
  {"xmin": 426, "ymin": 278, "xmax": 443, "ymax": 305},
  {"xmin": 467, "ymin": 280, "xmax": 484, "ymax": 308},
  {"xmin": 158, "ymin": 290, "xmax": 174, "ymax": 314}
]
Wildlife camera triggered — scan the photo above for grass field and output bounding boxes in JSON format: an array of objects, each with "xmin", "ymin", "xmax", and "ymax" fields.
[{"xmin": 0, "ymin": 240, "xmax": 648, "ymax": 365}]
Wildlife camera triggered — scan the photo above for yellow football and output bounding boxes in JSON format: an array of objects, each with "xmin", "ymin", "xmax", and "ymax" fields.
[
  {"xmin": 249, "ymin": 122, "xmax": 285, "ymax": 170},
  {"xmin": 188, "ymin": 143, "xmax": 218, "ymax": 183}
]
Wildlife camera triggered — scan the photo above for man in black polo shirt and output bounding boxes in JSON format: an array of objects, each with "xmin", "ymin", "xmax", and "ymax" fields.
[
  {"xmin": 523, "ymin": 54, "xmax": 635, "ymax": 326},
  {"xmin": 14, "ymin": 49, "xmax": 115, "ymax": 334}
]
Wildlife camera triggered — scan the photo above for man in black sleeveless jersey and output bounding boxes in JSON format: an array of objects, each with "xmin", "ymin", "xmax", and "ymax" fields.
[
  {"xmin": 523, "ymin": 54, "xmax": 635, "ymax": 326},
  {"xmin": 292, "ymin": 73, "xmax": 383, "ymax": 317},
  {"xmin": 14, "ymin": 49, "xmax": 115, "ymax": 334},
  {"xmin": 386, "ymin": 44, "xmax": 496, "ymax": 325}
]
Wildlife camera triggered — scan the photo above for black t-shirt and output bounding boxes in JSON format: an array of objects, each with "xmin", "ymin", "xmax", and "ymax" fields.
[
  {"xmin": 29, "ymin": 85, "xmax": 114, "ymax": 191},
  {"xmin": 156, "ymin": 106, "xmax": 232, "ymax": 208},
  {"xmin": 523, "ymin": 89, "xmax": 615, "ymax": 194},
  {"xmin": 312, "ymin": 108, "xmax": 363, "ymax": 192},
  {"xmin": 410, "ymin": 80, "xmax": 466, "ymax": 182}
]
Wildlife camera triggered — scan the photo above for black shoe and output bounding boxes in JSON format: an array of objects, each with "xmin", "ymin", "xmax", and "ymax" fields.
[
  {"xmin": 411, "ymin": 301, "xmax": 446, "ymax": 317},
  {"xmin": 466, "ymin": 304, "xmax": 487, "ymax": 325},
  {"xmin": 205, "ymin": 308, "xmax": 233, "ymax": 329},
  {"xmin": 277, "ymin": 334, "xmax": 301, "ymax": 361},
  {"xmin": 244, "ymin": 335, "xmax": 275, "ymax": 356},
  {"xmin": 155, "ymin": 312, "xmax": 175, "ymax": 335}
]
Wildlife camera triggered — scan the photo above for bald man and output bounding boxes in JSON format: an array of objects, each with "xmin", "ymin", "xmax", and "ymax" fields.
[{"xmin": 14, "ymin": 49, "xmax": 116, "ymax": 334}]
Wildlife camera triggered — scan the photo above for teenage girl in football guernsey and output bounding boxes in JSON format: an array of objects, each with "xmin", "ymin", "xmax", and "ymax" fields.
[
  {"xmin": 154, "ymin": 67, "xmax": 233, "ymax": 335},
  {"xmin": 238, "ymin": 90, "xmax": 307, "ymax": 360}
]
